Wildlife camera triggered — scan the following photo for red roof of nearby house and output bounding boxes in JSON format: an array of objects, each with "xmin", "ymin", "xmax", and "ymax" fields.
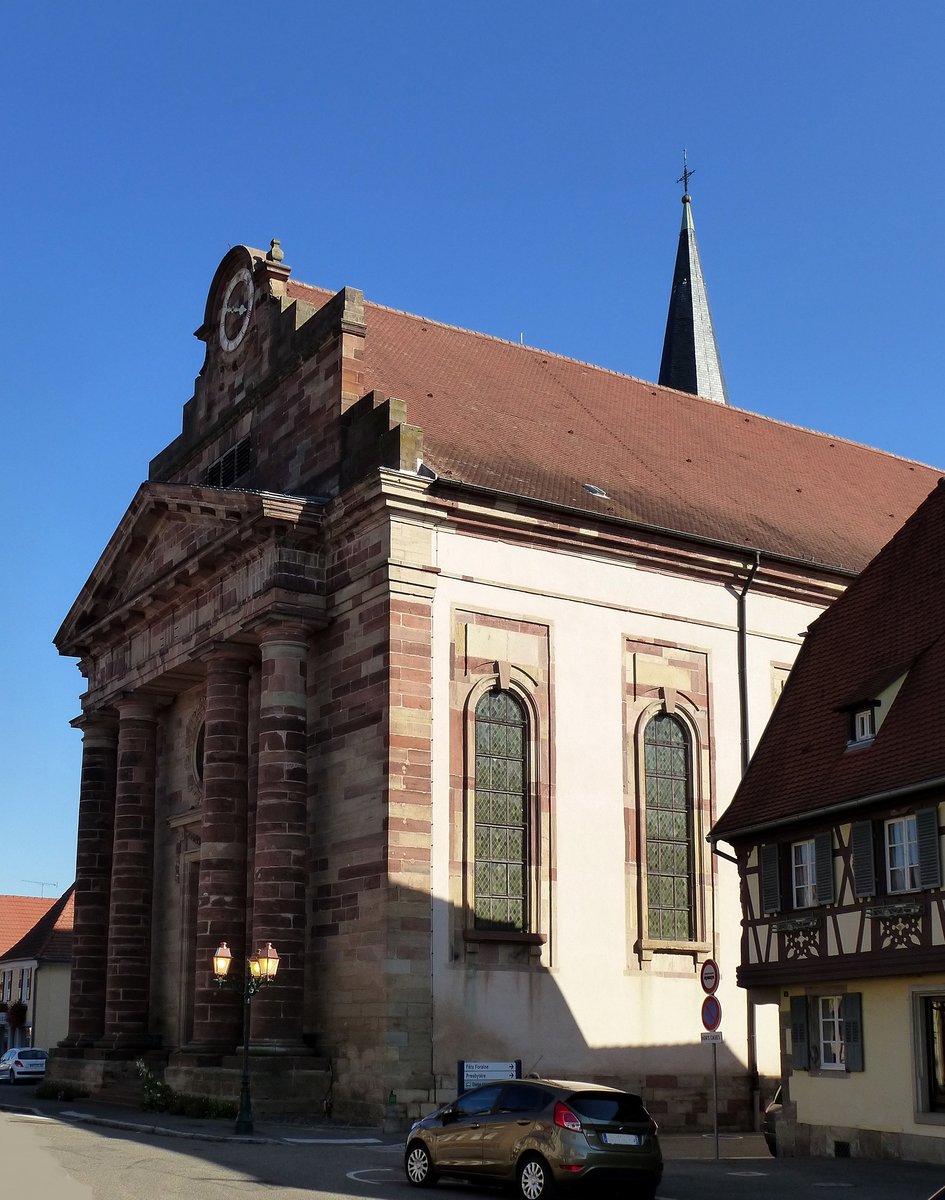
[
  {"xmin": 0, "ymin": 886, "xmax": 74, "ymax": 965},
  {"xmin": 0, "ymin": 896, "xmax": 57, "ymax": 958},
  {"xmin": 289, "ymin": 280, "xmax": 942, "ymax": 575},
  {"xmin": 712, "ymin": 480, "xmax": 945, "ymax": 839}
]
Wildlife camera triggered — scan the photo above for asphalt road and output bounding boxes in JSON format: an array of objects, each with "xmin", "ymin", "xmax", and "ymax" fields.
[{"xmin": 2, "ymin": 1107, "xmax": 945, "ymax": 1200}]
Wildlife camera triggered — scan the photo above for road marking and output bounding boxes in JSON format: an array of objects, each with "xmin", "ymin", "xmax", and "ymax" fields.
[
  {"xmin": 347, "ymin": 1168, "xmax": 399, "ymax": 1185},
  {"xmin": 727, "ymin": 1170, "xmax": 769, "ymax": 1176}
]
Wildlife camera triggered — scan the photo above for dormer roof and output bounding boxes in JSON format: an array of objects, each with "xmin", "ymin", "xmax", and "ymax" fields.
[{"xmin": 712, "ymin": 479, "xmax": 945, "ymax": 841}]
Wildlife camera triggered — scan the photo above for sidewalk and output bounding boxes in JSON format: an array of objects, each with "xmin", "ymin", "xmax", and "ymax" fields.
[{"xmin": 0, "ymin": 1090, "xmax": 770, "ymax": 1157}]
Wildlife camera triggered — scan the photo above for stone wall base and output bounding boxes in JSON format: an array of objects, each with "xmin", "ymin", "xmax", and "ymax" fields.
[
  {"xmin": 784, "ymin": 1120, "xmax": 945, "ymax": 1166},
  {"xmin": 165, "ymin": 1055, "xmax": 333, "ymax": 1116}
]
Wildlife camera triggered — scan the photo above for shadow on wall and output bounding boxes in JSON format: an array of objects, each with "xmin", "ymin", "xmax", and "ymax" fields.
[{"xmin": 312, "ymin": 886, "xmax": 777, "ymax": 1133}]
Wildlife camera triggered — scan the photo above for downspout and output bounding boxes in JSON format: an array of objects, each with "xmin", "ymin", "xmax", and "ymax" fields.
[{"xmin": 737, "ymin": 551, "xmax": 761, "ymax": 1130}]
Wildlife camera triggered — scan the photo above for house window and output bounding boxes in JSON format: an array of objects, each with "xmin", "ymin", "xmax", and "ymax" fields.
[
  {"xmin": 792, "ymin": 839, "xmax": 816, "ymax": 908},
  {"xmin": 817, "ymin": 995, "xmax": 846, "ymax": 1070},
  {"xmin": 644, "ymin": 714, "xmax": 694, "ymax": 941},
  {"xmin": 922, "ymin": 996, "xmax": 945, "ymax": 1113},
  {"xmin": 25, "ymin": 970, "xmax": 31, "ymax": 1002},
  {"xmin": 886, "ymin": 815, "xmax": 920, "ymax": 893},
  {"xmin": 473, "ymin": 689, "xmax": 528, "ymax": 932},
  {"xmin": 853, "ymin": 707, "xmax": 875, "ymax": 742},
  {"xmin": 791, "ymin": 993, "xmax": 864, "ymax": 1072}
]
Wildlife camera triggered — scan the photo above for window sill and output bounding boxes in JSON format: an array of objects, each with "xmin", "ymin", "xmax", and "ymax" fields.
[
  {"xmin": 463, "ymin": 930, "xmax": 546, "ymax": 946},
  {"xmin": 638, "ymin": 938, "xmax": 710, "ymax": 962}
]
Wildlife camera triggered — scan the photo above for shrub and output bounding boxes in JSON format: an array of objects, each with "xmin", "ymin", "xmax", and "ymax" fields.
[
  {"xmin": 134, "ymin": 1059, "xmax": 236, "ymax": 1118},
  {"xmin": 168, "ymin": 1093, "xmax": 238, "ymax": 1119},
  {"xmin": 135, "ymin": 1059, "xmax": 172, "ymax": 1111}
]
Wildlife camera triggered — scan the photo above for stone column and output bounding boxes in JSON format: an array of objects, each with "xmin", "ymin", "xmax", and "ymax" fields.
[
  {"xmin": 250, "ymin": 624, "xmax": 309, "ymax": 1048},
  {"xmin": 62, "ymin": 713, "xmax": 118, "ymax": 1047},
  {"xmin": 102, "ymin": 697, "xmax": 158, "ymax": 1048},
  {"xmin": 189, "ymin": 648, "xmax": 253, "ymax": 1050}
]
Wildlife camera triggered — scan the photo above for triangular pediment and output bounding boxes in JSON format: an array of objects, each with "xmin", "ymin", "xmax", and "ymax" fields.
[{"xmin": 56, "ymin": 482, "xmax": 322, "ymax": 654}]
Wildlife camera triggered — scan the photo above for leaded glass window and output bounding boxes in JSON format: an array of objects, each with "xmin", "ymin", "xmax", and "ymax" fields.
[
  {"xmin": 644, "ymin": 713, "xmax": 694, "ymax": 941},
  {"xmin": 474, "ymin": 689, "xmax": 528, "ymax": 931}
]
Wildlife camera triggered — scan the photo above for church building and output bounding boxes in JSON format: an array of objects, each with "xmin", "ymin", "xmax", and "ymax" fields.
[{"xmin": 52, "ymin": 195, "xmax": 942, "ymax": 1126}]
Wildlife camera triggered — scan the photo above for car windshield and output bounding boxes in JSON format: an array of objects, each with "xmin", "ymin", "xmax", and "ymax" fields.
[{"xmin": 568, "ymin": 1091, "xmax": 648, "ymax": 1122}]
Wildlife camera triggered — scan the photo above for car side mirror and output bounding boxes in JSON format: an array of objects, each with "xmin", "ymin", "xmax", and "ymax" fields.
[{"xmin": 441, "ymin": 1105, "xmax": 458, "ymax": 1125}]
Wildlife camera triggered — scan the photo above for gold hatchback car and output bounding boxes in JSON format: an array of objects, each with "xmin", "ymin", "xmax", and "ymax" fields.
[{"xmin": 404, "ymin": 1076, "xmax": 663, "ymax": 1199}]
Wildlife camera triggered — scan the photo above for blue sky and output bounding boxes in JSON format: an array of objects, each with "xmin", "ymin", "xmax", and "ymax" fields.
[{"xmin": 2, "ymin": 3, "xmax": 943, "ymax": 896}]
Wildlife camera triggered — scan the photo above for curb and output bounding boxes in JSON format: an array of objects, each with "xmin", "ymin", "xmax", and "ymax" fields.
[{"xmin": 0, "ymin": 1101, "xmax": 384, "ymax": 1146}]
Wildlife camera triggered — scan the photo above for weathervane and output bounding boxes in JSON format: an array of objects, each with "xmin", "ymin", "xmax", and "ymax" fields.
[{"xmin": 677, "ymin": 149, "xmax": 694, "ymax": 197}]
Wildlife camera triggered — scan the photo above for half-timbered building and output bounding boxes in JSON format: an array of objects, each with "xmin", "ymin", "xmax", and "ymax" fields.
[{"xmin": 711, "ymin": 480, "xmax": 945, "ymax": 1162}]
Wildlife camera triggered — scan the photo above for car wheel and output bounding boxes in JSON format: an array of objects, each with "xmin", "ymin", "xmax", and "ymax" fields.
[
  {"xmin": 8, "ymin": 1069, "xmax": 15, "ymax": 1085},
  {"xmin": 517, "ymin": 1154, "xmax": 557, "ymax": 1200},
  {"xmin": 404, "ymin": 1141, "xmax": 438, "ymax": 1187}
]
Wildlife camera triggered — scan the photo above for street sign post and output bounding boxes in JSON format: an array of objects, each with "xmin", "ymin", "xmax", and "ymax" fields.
[{"xmin": 700, "ymin": 992, "xmax": 723, "ymax": 1160}]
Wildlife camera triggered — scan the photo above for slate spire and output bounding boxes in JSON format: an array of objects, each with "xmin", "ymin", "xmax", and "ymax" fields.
[{"xmin": 658, "ymin": 161, "xmax": 729, "ymax": 404}]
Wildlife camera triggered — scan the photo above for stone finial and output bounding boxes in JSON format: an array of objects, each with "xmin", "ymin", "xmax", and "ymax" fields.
[{"xmin": 267, "ymin": 238, "xmax": 284, "ymax": 263}]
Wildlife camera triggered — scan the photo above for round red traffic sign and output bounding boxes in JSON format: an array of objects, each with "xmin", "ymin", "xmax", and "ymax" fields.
[
  {"xmin": 701, "ymin": 995, "xmax": 722, "ymax": 1032},
  {"xmin": 700, "ymin": 958, "xmax": 720, "ymax": 994}
]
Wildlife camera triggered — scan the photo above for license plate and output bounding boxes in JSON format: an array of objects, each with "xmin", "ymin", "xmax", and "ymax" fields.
[{"xmin": 601, "ymin": 1132, "xmax": 641, "ymax": 1145}]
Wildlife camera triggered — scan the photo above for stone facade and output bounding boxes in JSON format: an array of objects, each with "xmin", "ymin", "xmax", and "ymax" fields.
[{"xmin": 51, "ymin": 242, "xmax": 942, "ymax": 1126}]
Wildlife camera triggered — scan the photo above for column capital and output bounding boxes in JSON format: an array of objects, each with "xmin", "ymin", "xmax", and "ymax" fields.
[
  {"xmin": 257, "ymin": 623, "xmax": 311, "ymax": 656},
  {"xmin": 70, "ymin": 712, "xmax": 119, "ymax": 746},
  {"xmin": 198, "ymin": 641, "xmax": 259, "ymax": 668},
  {"xmin": 114, "ymin": 696, "xmax": 160, "ymax": 723}
]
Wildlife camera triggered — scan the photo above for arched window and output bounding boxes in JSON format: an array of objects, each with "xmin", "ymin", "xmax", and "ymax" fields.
[
  {"xmin": 473, "ymin": 689, "xmax": 528, "ymax": 931},
  {"xmin": 644, "ymin": 713, "xmax": 694, "ymax": 941}
]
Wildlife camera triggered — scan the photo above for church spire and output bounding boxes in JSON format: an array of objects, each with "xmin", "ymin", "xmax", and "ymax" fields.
[{"xmin": 658, "ymin": 154, "xmax": 729, "ymax": 404}]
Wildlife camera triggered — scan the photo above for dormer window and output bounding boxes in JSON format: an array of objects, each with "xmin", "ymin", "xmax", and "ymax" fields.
[{"xmin": 853, "ymin": 707, "xmax": 875, "ymax": 743}]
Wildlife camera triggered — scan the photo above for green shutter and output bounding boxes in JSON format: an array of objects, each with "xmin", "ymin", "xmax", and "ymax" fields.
[
  {"xmin": 851, "ymin": 821, "xmax": 876, "ymax": 898},
  {"xmin": 791, "ymin": 996, "xmax": 810, "ymax": 1070},
  {"xmin": 815, "ymin": 831, "xmax": 834, "ymax": 904},
  {"xmin": 841, "ymin": 993, "xmax": 864, "ymax": 1072},
  {"xmin": 917, "ymin": 808, "xmax": 942, "ymax": 890},
  {"xmin": 761, "ymin": 844, "xmax": 781, "ymax": 914}
]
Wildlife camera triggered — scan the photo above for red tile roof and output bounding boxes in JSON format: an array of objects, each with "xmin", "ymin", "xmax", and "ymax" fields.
[
  {"xmin": 712, "ymin": 480, "xmax": 945, "ymax": 839},
  {"xmin": 0, "ymin": 896, "xmax": 56, "ymax": 958},
  {"xmin": 0, "ymin": 886, "xmax": 74, "ymax": 965},
  {"xmin": 290, "ymin": 280, "xmax": 942, "ymax": 574}
]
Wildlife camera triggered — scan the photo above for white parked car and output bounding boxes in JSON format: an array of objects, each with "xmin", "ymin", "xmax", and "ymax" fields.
[{"xmin": 0, "ymin": 1047, "xmax": 47, "ymax": 1083}]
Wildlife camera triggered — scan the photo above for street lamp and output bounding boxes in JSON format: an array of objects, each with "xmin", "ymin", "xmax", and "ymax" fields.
[{"xmin": 212, "ymin": 940, "xmax": 280, "ymax": 1135}]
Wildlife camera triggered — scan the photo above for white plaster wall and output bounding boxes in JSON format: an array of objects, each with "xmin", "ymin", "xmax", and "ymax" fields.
[{"xmin": 429, "ymin": 528, "xmax": 823, "ymax": 1084}]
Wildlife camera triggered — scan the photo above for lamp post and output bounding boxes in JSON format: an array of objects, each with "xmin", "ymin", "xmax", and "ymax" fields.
[{"xmin": 212, "ymin": 940, "xmax": 280, "ymax": 1135}]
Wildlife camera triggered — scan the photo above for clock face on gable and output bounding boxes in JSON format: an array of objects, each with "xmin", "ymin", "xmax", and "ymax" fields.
[{"xmin": 218, "ymin": 266, "xmax": 255, "ymax": 352}]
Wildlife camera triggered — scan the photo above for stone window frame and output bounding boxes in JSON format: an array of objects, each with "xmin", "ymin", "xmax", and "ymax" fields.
[
  {"xmin": 460, "ymin": 672, "xmax": 545, "ymax": 951},
  {"xmin": 633, "ymin": 697, "xmax": 712, "ymax": 961}
]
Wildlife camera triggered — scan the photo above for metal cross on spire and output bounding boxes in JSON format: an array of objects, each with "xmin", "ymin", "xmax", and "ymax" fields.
[{"xmin": 677, "ymin": 150, "xmax": 694, "ymax": 197}]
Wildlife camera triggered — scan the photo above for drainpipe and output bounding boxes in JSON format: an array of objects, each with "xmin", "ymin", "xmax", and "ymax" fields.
[{"xmin": 737, "ymin": 552, "xmax": 761, "ymax": 1130}]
